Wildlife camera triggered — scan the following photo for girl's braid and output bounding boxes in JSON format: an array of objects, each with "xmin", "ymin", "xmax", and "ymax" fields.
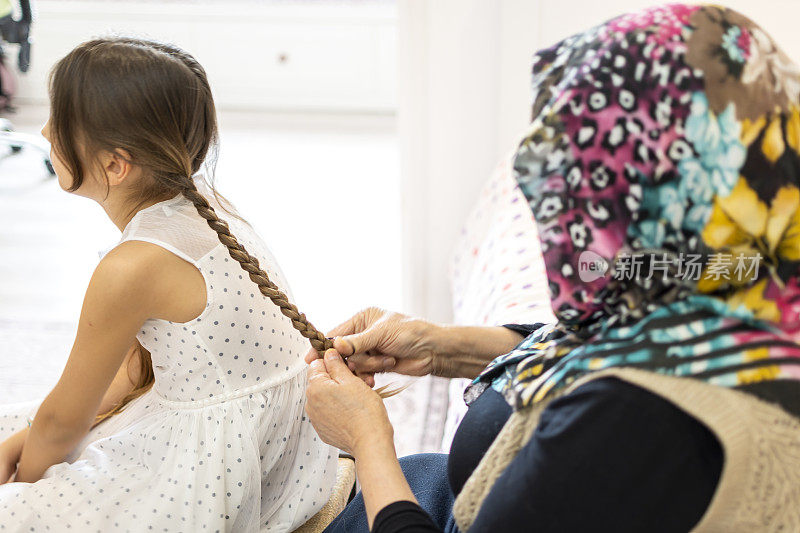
[
  {"xmin": 166, "ymin": 47, "xmax": 401, "ymax": 395},
  {"xmin": 179, "ymin": 182, "xmax": 334, "ymax": 354}
]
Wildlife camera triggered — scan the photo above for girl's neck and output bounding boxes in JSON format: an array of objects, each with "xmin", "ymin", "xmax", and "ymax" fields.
[{"xmin": 102, "ymin": 192, "xmax": 177, "ymax": 232}]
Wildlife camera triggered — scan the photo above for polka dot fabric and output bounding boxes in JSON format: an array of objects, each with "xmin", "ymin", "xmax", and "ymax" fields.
[{"xmin": 0, "ymin": 187, "xmax": 337, "ymax": 531}]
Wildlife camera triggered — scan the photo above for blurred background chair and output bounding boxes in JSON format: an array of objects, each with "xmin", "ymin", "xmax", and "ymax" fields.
[{"xmin": 0, "ymin": 0, "xmax": 53, "ymax": 177}]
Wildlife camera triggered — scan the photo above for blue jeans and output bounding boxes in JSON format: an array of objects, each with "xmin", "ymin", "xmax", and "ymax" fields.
[{"xmin": 324, "ymin": 453, "xmax": 458, "ymax": 533}]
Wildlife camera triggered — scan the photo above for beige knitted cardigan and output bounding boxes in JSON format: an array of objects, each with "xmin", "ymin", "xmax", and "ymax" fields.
[{"xmin": 452, "ymin": 367, "xmax": 800, "ymax": 532}]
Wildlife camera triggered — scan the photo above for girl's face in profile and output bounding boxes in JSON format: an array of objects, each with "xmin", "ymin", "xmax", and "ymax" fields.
[
  {"xmin": 40, "ymin": 119, "xmax": 70, "ymax": 190},
  {"xmin": 41, "ymin": 118, "xmax": 105, "ymax": 200}
]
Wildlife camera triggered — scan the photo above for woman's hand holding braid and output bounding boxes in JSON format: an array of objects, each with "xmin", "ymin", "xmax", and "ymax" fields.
[
  {"xmin": 305, "ymin": 349, "xmax": 415, "ymax": 528},
  {"xmin": 305, "ymin": 349, "xmax": 393, "ymax": 456},
  {"xmin": 304, "ymin": 307, "xmax": 526, "ymax": 386},
  {"xmin": 304, "ymin": 308, "xmax": 438, "ymax": 387},
  {"xmin": 302, "ymin": 315, "xmax": 525, "ymax": 528}
]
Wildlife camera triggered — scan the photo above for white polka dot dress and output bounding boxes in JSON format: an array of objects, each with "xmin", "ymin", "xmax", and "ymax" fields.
[{"xmin": 0, "ymin": 184, "xmax": 337, "ymax": 532}]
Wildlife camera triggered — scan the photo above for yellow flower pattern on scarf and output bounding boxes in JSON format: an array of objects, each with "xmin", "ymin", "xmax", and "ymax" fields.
[
  {"xmin": 737, "ymin": 347, "xmax": 781, "ymax": 384},
  {"xmin": 700, "ymin": 180, "xmax": 800, "ymax": 284}
]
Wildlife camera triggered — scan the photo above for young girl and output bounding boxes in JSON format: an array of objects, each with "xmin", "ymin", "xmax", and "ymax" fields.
[{"xmin": 0, "ymin": 37, "xmax": 337, "ymax": 531}]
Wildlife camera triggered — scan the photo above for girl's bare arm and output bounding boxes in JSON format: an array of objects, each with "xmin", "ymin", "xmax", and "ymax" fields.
[
  {"xmin": 0, "ymin": 346, "xmax": 142, "ymax": 484},
  {"xmin": 15, "ymin": 241, "xmax": 204, "ymax": 482},
  {"xmin": 96, "ymin": 344, "xmax": 142, "ymax": 417}
]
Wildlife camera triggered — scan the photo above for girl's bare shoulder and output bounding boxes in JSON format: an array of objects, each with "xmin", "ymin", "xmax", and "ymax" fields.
[{"xmin": 93, "ymin": 240, "xmax": 207, "ymax": 323}]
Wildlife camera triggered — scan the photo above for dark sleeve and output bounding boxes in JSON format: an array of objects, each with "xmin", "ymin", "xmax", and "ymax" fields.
[
  {"xmin": 468, "ymin": 377, "xmax": 723, "ymax": 533},
  {"xmin": 372, "ymin": 501, "xmax": 441, "ymax": 533},
  {"xmin": 502, "ymin": 323, "xmax": 545, "ymax": 338}
]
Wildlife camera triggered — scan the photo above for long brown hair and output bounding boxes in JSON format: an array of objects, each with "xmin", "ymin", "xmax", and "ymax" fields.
[
  {"xmin": 48, "ymin": 37, "xmax": 395, "ymax": 419},
  {"xmin": 93, "ymin": 340, "xmax": 153, "ymax": 424}
]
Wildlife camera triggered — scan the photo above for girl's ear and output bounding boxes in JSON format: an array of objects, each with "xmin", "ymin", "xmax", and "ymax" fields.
[{"xmin": 101, "ymin": 148, "xmax": 135, "ymax": 186}]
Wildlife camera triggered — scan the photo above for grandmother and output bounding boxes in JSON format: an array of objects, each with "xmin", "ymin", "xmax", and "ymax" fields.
[{"xmin": 305, "ymin": 5, "xmax": 800, "ymax": 532}]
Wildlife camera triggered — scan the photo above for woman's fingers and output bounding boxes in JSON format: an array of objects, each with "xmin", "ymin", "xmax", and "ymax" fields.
[
  {"xmin": 307, "ymin": 358, "xmax": 334, "ymax": 385},
  {"xmin": 304, "ymin": 348, "xmax": 392, "ymax": 455},
  {"xmin": 303, "ymin": 350, "xmax": 318, "ymax": 364},
  {"xmin": 347, "ymin": 353, "xmax": 396, "ymax": 373},
  {"xmin": 332, "ymin": 337, "xmax": 356, "ymax": 356},
  {"xmin": 325, "ymin": 307, "xmax": 382, "ymax": 340},
  {"xmin": 305, "ymin": 316, "xmax": 356, "ymax": 363},
  {"xmin": 359, "ymin": 373, "xmax": 376, "ymax": 388},
  {"xmin": 335, "ymin": 322, "xmax": 386, "ymax": 357},
  {"xmin": 325, "ymin": 315, "xmax": 358, "ymax": 339},
  {"xmin": 306, "ymin": 309, "xmax": 381, "ymax": 364},
  {"xmin": 323, "ymin": 349, "xmax": 361, "ymax": 384},
  {"xmin": 345, "ymin": 358, "xmax": 378, "ymax": 386}
]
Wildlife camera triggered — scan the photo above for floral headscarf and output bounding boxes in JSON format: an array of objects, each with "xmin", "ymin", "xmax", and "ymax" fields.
[{"xmin": 468, "ymin": 4, "xmax": 800, "ymax": 410}]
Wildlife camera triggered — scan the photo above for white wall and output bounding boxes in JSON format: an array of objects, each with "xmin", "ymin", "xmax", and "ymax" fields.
[
  {"xmin": 398, "ymin": 0, "xmax": 538, "ymax": 321},
  {"xmin": 17, "ymin": 1, "xmax": 397, "ymax": 113},
  {"xmin": 399, "ymin": 0, "xmax": 800, "ymax": 323}
]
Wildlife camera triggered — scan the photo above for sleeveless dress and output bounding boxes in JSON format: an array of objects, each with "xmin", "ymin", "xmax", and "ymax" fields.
[{"xmin": 0, "ymin": 186, "xmax": 337, "ymax": 532}]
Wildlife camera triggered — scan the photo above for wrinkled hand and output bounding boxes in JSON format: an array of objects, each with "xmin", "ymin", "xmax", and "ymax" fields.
[
  {"xmin": 304, "ymin": 307, "xmax": 439, "ymax": 387},
  {"xmin": 305, "ymin": 349, "xmax": 394, "ymax": 456}
]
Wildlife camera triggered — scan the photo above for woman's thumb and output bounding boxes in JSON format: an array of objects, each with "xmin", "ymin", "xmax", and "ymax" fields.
[
  {"xmin": 323, "ymin": 349, "xmax": 358, "ymax": 383},
  {"xmin": 334, "ymin": 324, "xmax": 383, "ymax": 356}
]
